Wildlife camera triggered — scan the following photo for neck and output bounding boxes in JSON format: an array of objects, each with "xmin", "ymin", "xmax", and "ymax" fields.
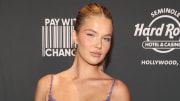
[{"xmin": 69, "ymin": 53, "xmax": 103, "ymax": 80}]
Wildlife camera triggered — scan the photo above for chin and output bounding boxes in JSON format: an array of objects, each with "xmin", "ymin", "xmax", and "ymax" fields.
[{"xmin": 87, "ymin": 59, "xmax": 103, "ymax": 66}]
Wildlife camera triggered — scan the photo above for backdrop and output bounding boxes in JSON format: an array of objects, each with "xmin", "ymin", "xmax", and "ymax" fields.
[{"xmin": 0, "ymin": 0, "xmax": 180, "ymax": 101}]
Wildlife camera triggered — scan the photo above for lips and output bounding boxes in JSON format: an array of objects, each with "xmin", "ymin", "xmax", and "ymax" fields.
[{"xmin": 90, "ymin": 51, "xmax": 101, "ymax": 57}]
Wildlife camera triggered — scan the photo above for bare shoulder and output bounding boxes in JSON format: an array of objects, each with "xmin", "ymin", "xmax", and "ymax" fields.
[
  {"xmin": 113, "ymin": 79, "xmax": 131, "ymax": 101},
  {"xmin": 114, "ymin": 79, "xmax": 129, "ymax": 92},
  {"xmin": 37, "ymin": 74, "xmax": 52, "ymax": 89}
]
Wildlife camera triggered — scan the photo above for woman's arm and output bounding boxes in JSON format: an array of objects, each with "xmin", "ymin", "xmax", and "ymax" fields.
[
  {"xmin": 34, "ymin": 75, "xmax": 51, "ymax": 101},
  {"xmin": 114, "ymin": 80, "xmax": 131, "ymax": 101}
]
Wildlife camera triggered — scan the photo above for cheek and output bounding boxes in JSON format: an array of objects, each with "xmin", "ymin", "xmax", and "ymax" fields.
[
  {"xmin": 78, "ymin": 35, "xmax": 91, "ymax": 48},
  {"xmin": 103, "ymin": 43, "xmax": 111, "ymax": 53}
]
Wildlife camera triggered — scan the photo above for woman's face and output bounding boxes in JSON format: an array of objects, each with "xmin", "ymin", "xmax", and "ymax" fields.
[{"xmin": 73, "ymin": 15, "xmax": 113, "ymax": 66}]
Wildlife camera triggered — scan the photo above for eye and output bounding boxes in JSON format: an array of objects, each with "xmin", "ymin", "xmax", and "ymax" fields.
[
  {"xmin": 86, "ymin": 33, "xmax": 94, "ymax": 37},
  {"xmin": 103, "ymin": 37, "xmax": 111, "ymax": 42}
]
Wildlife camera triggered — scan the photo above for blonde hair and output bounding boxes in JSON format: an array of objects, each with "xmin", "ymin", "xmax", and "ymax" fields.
[{"xmin": 74, "ymin": 3, "xmax": 113, "ymax": 32}]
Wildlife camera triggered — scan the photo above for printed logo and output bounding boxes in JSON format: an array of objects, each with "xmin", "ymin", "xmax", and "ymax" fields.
[
  {"xmin": 134, "ymin": 8, "xmax": 180, "ymax": 53},
  {"xmin": 42, "ymin": 18, "xmax": 76, "ymax": 57}
]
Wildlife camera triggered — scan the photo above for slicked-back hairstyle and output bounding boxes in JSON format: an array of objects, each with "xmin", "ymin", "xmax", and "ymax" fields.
[{"xmin": 74, "ymin": 3, "xmax": 113, "ymax": 33}]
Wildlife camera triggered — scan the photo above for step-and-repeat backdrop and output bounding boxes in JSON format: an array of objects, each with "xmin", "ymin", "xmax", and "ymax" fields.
[{"xmin": 0, "ymin": 0, "xmax": 179, "ymax": 101}]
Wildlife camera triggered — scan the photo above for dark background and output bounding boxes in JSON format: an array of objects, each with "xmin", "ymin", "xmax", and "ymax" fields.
[{"xmin": 0, "ymin": 0, "xmax": 180, "ymax": 101}]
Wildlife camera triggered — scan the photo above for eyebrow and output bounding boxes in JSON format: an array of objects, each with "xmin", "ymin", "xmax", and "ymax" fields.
[
  {"xmin": 84, "ymin": 29, "xmax": 112, "ymax": 36},
  {"xmin": 84, "ymin": 29, "xmax": 97, "ymax": 33}
]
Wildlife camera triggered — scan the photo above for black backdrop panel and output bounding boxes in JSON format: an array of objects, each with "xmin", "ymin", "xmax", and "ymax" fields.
[{"xmin": 0, "ymin": 0, "xmax": 180, "ymax": 101}]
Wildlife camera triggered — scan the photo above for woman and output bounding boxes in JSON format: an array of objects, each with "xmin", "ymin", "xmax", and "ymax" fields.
[{"xmin": 35, "ymin": 3, "xmax": 130, "ymax": 101}]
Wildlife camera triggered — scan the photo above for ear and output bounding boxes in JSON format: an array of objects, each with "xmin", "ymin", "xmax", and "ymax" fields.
[{"xmin": 72, "ymin": 30, "xmax": 78, "ymax": 44}]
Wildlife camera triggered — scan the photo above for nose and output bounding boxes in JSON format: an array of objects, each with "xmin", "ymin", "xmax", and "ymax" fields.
[{"xmin": 95, "ymin": 38, "xmax": 102, "ymax": 49}]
